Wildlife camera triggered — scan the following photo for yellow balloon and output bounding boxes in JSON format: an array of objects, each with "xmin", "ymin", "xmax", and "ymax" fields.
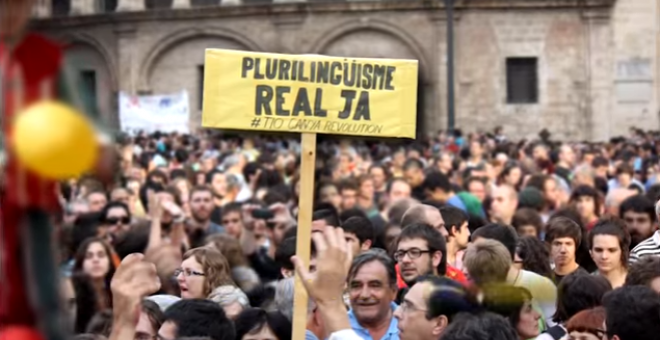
[{"xmin": 11, "ymin": 101, "xmax": 99, "ymax": 180}]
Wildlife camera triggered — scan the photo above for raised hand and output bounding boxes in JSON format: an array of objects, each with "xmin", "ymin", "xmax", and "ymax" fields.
[{"xmin": 291, "ymin": 226, "xmax": 353, "ymax": 306}]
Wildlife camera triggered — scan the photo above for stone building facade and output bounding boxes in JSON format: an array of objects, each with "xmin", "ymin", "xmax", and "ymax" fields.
[{"xmin": 30, "ymin": 0, "xmax": 660, "ymax": 141}]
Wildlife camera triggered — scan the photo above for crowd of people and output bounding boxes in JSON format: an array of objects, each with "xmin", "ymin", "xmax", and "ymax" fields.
[{"xmin": 22, "ymin": 127, "xmax": 660, "ymax": 340}]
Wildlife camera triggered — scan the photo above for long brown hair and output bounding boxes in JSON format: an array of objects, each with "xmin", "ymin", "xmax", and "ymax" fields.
[
  {"xmin": 205, "ymin": 234, "xmax": 248, "ymax": 268},
  {"xmin": 182, "ymin": 247, "xmax": 235, "ymax": 297}
]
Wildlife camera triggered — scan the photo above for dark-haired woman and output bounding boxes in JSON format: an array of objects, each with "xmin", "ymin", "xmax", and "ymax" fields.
[
  {"xmin": 482, "ymin": 285, "xmax": 542, "ymax": 340},
  {"xmin": 73, "ymin": 238, "xmax": 117, "ymax": 313},
  {"xmin": 589, "ymin": 219, "xmax": 630, "ymax": 288}
]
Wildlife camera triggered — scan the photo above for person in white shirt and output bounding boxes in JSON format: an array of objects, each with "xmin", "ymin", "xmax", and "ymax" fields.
[{"xmin": 471, "ymin": 224, "xmax": 557, "ymax": 327}]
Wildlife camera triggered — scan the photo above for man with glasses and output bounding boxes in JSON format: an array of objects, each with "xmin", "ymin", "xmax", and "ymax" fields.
[
  {"xmin": 393, "ymin": 275, "xmax": 480, "ymax": 340},
  {"xmin": 393, "ymin": 223, "xmax": 448, "ymax": 303}
]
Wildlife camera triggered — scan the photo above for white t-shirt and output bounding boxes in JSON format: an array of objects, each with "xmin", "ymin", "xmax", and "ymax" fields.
[{"xmin": 510, "ymin": 269, "xmax": 558, "ymax": 327}]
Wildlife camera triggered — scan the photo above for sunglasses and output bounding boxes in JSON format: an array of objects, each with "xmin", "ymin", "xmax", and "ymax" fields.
[{"xmin": 106, "ymin": 217, "xmax": 130, "ymax": 225}]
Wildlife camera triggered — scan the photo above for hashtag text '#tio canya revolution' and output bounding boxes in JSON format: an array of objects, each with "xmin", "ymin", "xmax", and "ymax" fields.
[{"xmin": 241, "ymin": 57, "xmax": 397, "ymax": 91}]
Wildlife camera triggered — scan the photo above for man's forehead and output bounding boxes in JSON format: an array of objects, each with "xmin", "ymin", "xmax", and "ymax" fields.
[{"xmin": 398, "ymin": 237, "xmax": 427, "ymax": 249}]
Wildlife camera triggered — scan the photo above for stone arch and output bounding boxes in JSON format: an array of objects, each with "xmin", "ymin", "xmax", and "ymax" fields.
[
  {"xmin": 139, "ymin": 27, "xmax": 263, "ymax": 90},
  {"xmin": 59, "ymin": 33, "xmax": 118, "ymax": 126},
  {"xmin": 311, "ymin": 19, "xmax": 431, "ymax": 85},
  {"xmin": 312, "ymin": 20, "xmax": 433, "ymax": 139},
  {"xmin": 59, "ymin": 32, "xmax": 118, "ymax": 90},
  {"xmin": 142, "ymin": 27, "xmax": 264, "ymax": 131}
]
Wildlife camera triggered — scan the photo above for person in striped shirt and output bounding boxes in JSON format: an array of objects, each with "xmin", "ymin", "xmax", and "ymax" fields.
[{"xmin": 628, "ymin": 199, "xmax": 660, "ymax": 264}]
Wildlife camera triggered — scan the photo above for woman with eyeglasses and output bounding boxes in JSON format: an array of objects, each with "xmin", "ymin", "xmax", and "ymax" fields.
[
  {"xmin": 175, "ymin": 247, "xmax": 235, "ymax": 299},
  {"xmin": 565, "ymin": 307, "xmax": 606, "ymax": 340}
]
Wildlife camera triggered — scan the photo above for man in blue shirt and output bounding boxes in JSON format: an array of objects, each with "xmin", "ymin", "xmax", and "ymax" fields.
[
  {"xmin": 422, "ymin": 172, "xmax": 467, "ymax": 212},
  {"xmin": 347, "ymin": 249, "xmax": 399, "ymax": 340}
]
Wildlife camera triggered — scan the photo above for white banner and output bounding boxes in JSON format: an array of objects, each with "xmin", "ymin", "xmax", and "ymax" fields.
[{"xmin": 119, "ymin": 90, "xmax": 190, "ymax": 133}]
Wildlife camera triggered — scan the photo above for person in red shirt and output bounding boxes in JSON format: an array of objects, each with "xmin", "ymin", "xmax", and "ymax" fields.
[
  {"xmin": 1, "ymin": 1, "xmax": 114, "ymax": 338},
  {"xmin": 393, "ymin": 223, "xmax": 467, "ymax": 302}
]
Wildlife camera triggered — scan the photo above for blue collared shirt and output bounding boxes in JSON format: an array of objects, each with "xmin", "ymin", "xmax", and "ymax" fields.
[{"xmin": 348, "ymin": 302, "xmax": 399, "ymax": 340}]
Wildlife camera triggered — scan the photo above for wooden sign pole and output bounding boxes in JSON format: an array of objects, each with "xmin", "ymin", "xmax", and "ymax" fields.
[
  {"xmin": 292, "ymin": 132, "xmax": 317, "ymax": 340},
  {"xmin": 203, "ymin": 48, "xmax": 419, "ymax": 340}
]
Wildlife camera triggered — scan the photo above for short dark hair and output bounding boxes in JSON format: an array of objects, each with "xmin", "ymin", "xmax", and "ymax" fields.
[
  {"xmin": 164, "ymin": 299, "xmax": 235, "ymax": 340},
  {"xmin": 570, "ymin": 185, "xmax": 602, "ymax": 216},
  {"xmin": 619, "ymin": 194, "xmax": 656, "ymax": 222},
  {"xmin": 142, "ymin": 299, "xmax": 165, "ymax": 337},
  {"xmin": 525, "ymin": 174, "xmax": 550, "ymax": 192},
  {"xmin": 552, "ymin": 272, "xmax": 612, "ymax": 324},
  {"xmin": 422, "ymin": 171, "xmax": 452, "ymax": 193},
  {"xmin": 403, "ymin": 158, "xmax": 424, "ymax": 171},
  {"xmin": 471, "ymin": 224, "xmax": 518, "ymax": 260},
  {"xmin": 190, "ymin": 185, "xmax": 213, "ymax": 199},
  {"xmin": 341, "ymin": 216, "xmax": 375, "ymax": 246},
  {"xmin": 205, "ymin": 169, "xmax": 223, "ymax": 185},
  {"xmin": 545, "ymin": 216, "xmax": 582, "ymax": 247},
  {"xmin": 221, "ymin": 202, "xmax": 242, "ymax": 216},
  {"xmin": 416, "ymin": 275, "xmax": 481, "ymax": 321},
  {"xmin": 397, "ymin": 223, "xmax": 447, "ymax": 275},
  {"xmin": 604, "ymin": 286, "xmax": 660, "ymax": 340},
  {"xmin": 85, "ymin": 309, "xmax": 113, "ymax": 337},
  {"xmin": 312, "ymin": 207, "xmax": 340, "ymax": 228},
  {"xmin": 100, "ymin": 201, "xmax": 131, "ymax": 223},
  {"xmin": 440, "ymin": 205, "xmax": 468, "ymax": 238},
  {"xmin": 275, "ymin": 237, "xmax": 316, "ymax": 271},
  {"xmin": 511, "ymin": 208, "xmax": 543, "ymax": 235},
  {"xmin": 339, "ymin": 208, "xmax": 368, "ymax": 223},
  {"xmin": 464, "ymin": 176, "xmax": 486, "ymax": 191},
  {"xmin": 348, "ymin": 249, "xmax": 397, "ymax": 288},
  {"xmin": 625, "ymin": 256, "xmax": 660, "ymax": 287},
  {"xmin": 338, "ymin": 178, "xmax": 358, "ymax": 193},
  {"xmin": 592, "ymin": 156, "xmax": 608, "ymax": 168},
  {"xmin": 440, "ymin": 312, "xmax": 519, "ymax": 340},
  {"xmin": 588, "ymin": 217, "xmax": 631, "ymax": 267},
  {"xmin": 233, "ymin": 308, "xmax": 291, "ymax": 340}
]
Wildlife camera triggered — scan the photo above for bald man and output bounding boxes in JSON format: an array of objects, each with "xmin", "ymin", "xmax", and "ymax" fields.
[
  {"xmin": 605, "ymin": 188, "xmax": 637, "ymax": 217},
  {"xmin": 401, "ymin": 204, "xmax": 448, "ymax": 238},
  {"xmin": 490, "ymin": 185, "xmax": 518, "ymax": 226}
]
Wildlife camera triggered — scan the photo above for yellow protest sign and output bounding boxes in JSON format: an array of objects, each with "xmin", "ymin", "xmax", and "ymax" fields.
[{"xmin": 202, "ymin": 49, "xmax": 418, "ymax": 138}]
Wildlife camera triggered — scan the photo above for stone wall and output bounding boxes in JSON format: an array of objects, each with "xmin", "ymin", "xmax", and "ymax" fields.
[
  {"xmin": 610, "ymin": 0, "xmax": 659, "ymax": 139},
  {"xmin": 32, "ymin": 0, "xmax": 657, "ymax": 141}
]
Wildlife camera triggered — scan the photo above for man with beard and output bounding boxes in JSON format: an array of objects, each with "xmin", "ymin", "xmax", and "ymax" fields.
[
  {"xmin": 207, "ymin": 169, "xmax": 227, "ymax": 224},
  {"xmin": 347, "ymin": 250, "xmax": 399, "ymax": 340},
  {"xmin": 525, "ymin": 175, "xmax": 561, "ymax": 222},
  {"xmin": 188, "ymin": 186, "xmax": 225, "ymax": 247},
  {"xmin": 629, "ymin": 200, "xmax": 660, "ymax": 264},
  {"xmin": 619, "ymin": 195, "xmax": 657, "ymax": 249},
  {"xmin": 394, "ymin": 223, "xmax": 447, "ymax": 303}
]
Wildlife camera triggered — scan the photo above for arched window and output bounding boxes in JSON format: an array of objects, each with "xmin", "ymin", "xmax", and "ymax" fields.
[
  {"xmin": 191, "ymin": 0, "xmax": 220, "ymax": 7},
  {"xmin": 146, "ymin": 0, "xmax": 174, "ymax": 9},
  {"xmin": 52, "ymin": 0, "xmax": 70, "ymax": 16},
  {"xmin": 99, "ymin": 0, "xmax": 118, "ymax": 12}
]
